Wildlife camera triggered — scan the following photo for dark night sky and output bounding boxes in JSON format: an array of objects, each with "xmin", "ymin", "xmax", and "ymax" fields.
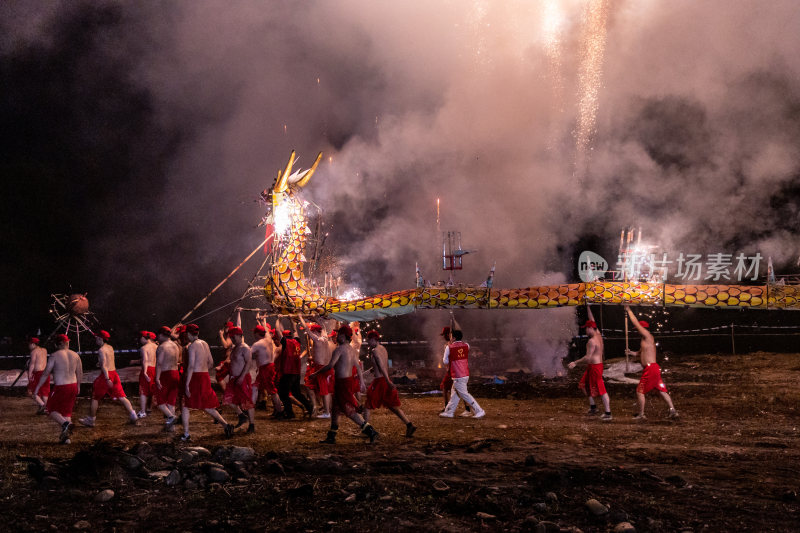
[{"xmin": 2, "ymin": 2, "xmax": 799, "ymax": 365}]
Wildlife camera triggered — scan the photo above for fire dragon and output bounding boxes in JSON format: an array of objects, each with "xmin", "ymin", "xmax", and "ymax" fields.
[{"xmin": 262, "ymin": 152, "xmax": 800, "ymax": 320}]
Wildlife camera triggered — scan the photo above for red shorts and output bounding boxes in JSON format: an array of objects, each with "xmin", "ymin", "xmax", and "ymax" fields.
[
  {"xmin": 365, "ymin": 377, "xmax": 401, "ymax": 410},
  {"xmin": 28, "ymin": 370, "xmax": 50, "ymax": 399},
  {"xmin": 578, "ymin": 363, "xmax": 607, "ymax": 397},
  {"xmin": 93, "ymin": 371, "xmax": 126, "ymax": 401},
  {"xmin": 139, "ymin": 366, "xmax": 156, "ymax": 397},
  {"xmin": 223, "ymin": 373, "xmax": 255, "ymax": 410},
  {"xmin": 157, "ymin": 370, "xmax": 180, "ymax": 406},
  {"xmin": 256, "ymin": 363, "xmax": 278, "ymax": 395},
  {"xmin": 440, "ymin": 370, "xmax": 453, "ymax": 391},
  {"xmin": 349, "ymin": 366, "xmax": 361, "ymax": 393},
  {"xmin": 305, "ymin": 362, "xmax": 333, "ymax": 396},
  {"xmin": 46, "ymin": 383, "xmax": 79, "ymax": 418},
  {"xmin": 216, "ymin": 361, "xmax": 230, "ymax": 383},
  {"xmin": 184, "ymin": 372, "xmax": 219, "ymax": 410},
  {"xmin": 333, "ymin": 377, "xmax": 359, "ymax": 416},
  {"xmin": 637, "ymin": 363, "xmax": 669, "ymax": 394}
]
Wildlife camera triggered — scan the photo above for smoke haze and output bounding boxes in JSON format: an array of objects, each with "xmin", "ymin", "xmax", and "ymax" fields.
[{"xmin": 2, "ymin": 1, "xmax": 799, "ymax": 370}]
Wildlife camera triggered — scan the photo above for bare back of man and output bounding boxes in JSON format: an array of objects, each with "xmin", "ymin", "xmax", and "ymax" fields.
[
  {"xmin": 28, "ymin": 345, "xmax": 49, "ymax": 410},
  {"xmin": 154, "ymin": 339, "xmax": 181, "ymax": 422},
  {"xmin": 81, "ymin": 341, "xmax": 137, "ymax": 426},
  {"xmin": 138, "ymin": 339, "xmax": 158, "ymax": 417},
  {"xmin": 36, "ymin": 342, "xmax": 82, "ymax": 443},
  {"xmin": 364, "ymin": 338, "xmax": 416, "ymax": 437},
  {"xmin": 181, "ymin": 334, "xmax": 232, "ymax": 440}
]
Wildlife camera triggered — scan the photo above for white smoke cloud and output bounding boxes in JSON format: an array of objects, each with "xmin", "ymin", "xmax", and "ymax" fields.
[{"xmin": 4, "ymin": 1, "xmax": 799, "ymax": 363}]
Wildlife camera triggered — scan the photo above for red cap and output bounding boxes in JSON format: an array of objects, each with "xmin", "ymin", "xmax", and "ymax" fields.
[
  {"xmin": 638, "ymin": 320, "xmax": 649, "ymax": 329},
  {"xmin": 56, "ymin": 334, "xmax": 70, "ymax": 344},
  {"xmin": 157, "ymin": 326, "xmax": 172, "ymax": 337},
  {"xmin": 95, "ymin": 330, "xmax": 111, "ymax": 341},
  {"xmin": 253, "ymin": 325, "xmax": 267, "ymax": 336},
  {"xmin": 440, "ymin": 326, "xmax": 451, "ymax": 337},
  {"xmin": 282, "ymin": 329, "xmax": 292, "ymax": 336},
  {"xmin": 337, "ymin": 325, "xmax": 353, "ymax": 339},
  {"xmin": 228, "ymin": 326, "xmax": 243, "ymax": 336},
  {"xmin": 581, "ymin": 320, "xmax": 597, "ymax": 329},
  {"xmin": 28, "ymin": 336, "xmax": 40, "ymax": 345},
  {"xmin": 328, "ymin": 330, "xmax": 338, "ymax": 338},
  {"xmin": 186, "ymin": 323, "xmax": 200, "ymax": 335},
  {"xmin": 140, "ymin": 330, "xmax": 151, "ymax": 339},
  {"xmin": 224, "ymin": 321, "xmax": 234, "ymax": 329},
  {"xmin": 308, "ymin": 324, "xmax": 322, "ymax": 332},
  {"xmin": 148, "ymin": 331, "xmax": 156, "ymax": 340},
  {"xmin": 366, "ymin": 329, "xmax": 380, "ymax": 340}
]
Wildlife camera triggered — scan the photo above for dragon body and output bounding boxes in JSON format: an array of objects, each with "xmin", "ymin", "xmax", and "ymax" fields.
[{"xmin": 263, "ymin": 152, "xmax": 800, "ymax": 320}]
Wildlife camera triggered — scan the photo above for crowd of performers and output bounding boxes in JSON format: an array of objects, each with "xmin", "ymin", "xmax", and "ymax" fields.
[{"xmin": 25, "ymin": 305, "xmax": 676, "ymax": 445}]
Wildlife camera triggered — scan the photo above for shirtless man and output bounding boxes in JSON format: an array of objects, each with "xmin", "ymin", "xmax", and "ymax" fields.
[
  {"xmin": 223, "ymin": 326, "xmax": 256, "ymax": 433},
  {"xmin": 311, "ymin": 325, "xmax": 378, "ymax": 444},
  {"xmin": 137, "ymin": 331, "xmax": 157, "ymax": 418},
  {"xmin": 26, "ymin": 336, "xmax": 49, "ymax": 414},
  {"xmin": 154, "ymin": 326, "xmax": 181, "ymax": 429},
  {"xmin": 624, "ymin": 306, "xmax": 679, "ymax": 420},
  {"xmin": 300, "ymin": 316, "xmax": 333, "ymax": 418},
  {"xmin": 439, "ymin": 330, "xmax": 486, "ymax": 419},
  {"xmin": 79, "ymin": 330, "xmax": 138, "ymax": 427},
  {"xmin": 252, "ymin": 324, "xmax": 283, "ymax": 416},
  {"xmin": 34, "ymin": 334, "xmax": 82, "ymax": 444},
  {"xmin": 181, "ymin": 324, "xmax": 233, "ymax": 441},
  {"xmin": 568, "ymin": 306, "xmax": 612, "ymax": 420},
  {"xmin": 364, "ymin": 330, "xmax": 416, "ymax": 437}
]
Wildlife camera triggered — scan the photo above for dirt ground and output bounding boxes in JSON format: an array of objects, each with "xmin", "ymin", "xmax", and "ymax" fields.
[{"xmin": 1, "ymin": 352, "xmax": 799, "ymax": 532}]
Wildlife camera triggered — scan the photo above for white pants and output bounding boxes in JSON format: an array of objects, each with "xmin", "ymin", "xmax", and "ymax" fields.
[{"xmin": 444, "ymin": 376, "xmax": 481, "ymax": 415}]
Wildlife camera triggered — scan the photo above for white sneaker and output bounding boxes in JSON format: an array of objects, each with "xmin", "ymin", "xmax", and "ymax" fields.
[
  {"xmin": 78, "ymin": 417, "xmax": 95, "ymax": 428},
  {"xmin": 459, "ymin": 410, "xmax": 473, "ymax": 417},
  {"xmin": 137, "ymin": 411, "xmax": 147, "ymax": 419},
  {"xmin": 316, "ymin": 413, "xmax": 331, "ymax": 419},
  {"xmin": 472, "ymin": 409, "xmax": 486, "ymax": 419},
  {"xmin": 439, "ymin": 412, "xmax": 454, "ymax": 418}
]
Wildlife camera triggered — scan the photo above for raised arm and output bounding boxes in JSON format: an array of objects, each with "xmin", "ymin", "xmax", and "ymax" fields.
[
  {"xmin": 586, "ymin": 305, "xmax": 596, "ymax": 324},
  {"xmin": 625, "ymin": 305, "xmax": 653, "ymax": 340}
]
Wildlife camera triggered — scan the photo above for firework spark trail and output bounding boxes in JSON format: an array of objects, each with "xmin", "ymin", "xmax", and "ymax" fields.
[
  {"xmin": 574, "ymin": 0, "xmax": 610, "ymax": 175},
  {"xmin": 542, "ymin": 0, "xmax": 565, "ymax": 111}
]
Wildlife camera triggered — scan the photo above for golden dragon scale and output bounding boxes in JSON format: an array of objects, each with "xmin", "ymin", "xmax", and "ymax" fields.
[{"xmin": 264, "ymin": 152, "xmax": 800, "ymax": 320}]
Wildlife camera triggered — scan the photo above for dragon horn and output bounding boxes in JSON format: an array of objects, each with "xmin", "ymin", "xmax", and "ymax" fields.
[
  {"xmin": 275, "ymin": 151, "xmax": 296, "ymax": 193},
  {"xmin": 295, "ymin": 152, "xmax": 323, "ymax": 188}
]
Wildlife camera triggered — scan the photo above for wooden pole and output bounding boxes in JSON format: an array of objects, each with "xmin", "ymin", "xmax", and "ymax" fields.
[
  {"xmin": 624, "ymin": 312, "xmax": 630, "ymax": 372},
  {"xmin": 730, "ymin": 323, "xmax": 736, "ymax": 355}
]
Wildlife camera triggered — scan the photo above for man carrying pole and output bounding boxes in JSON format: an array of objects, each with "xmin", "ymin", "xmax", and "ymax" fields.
[{"xmin": 624, "ymin": 306, "xmax": 679, "ymax": 420}]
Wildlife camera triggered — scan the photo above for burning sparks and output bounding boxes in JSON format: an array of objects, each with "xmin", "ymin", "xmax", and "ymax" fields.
[
  {"xmin": 340, "ymin": 288, "xmax": 365, "ymax": 301},
  {"xmin": 542, "ymin": 0, "xmax": 566, "ymax": 112},
  {"xmin": 574, "ymin": 0, "xmax": 610, "ymax": 173}
]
